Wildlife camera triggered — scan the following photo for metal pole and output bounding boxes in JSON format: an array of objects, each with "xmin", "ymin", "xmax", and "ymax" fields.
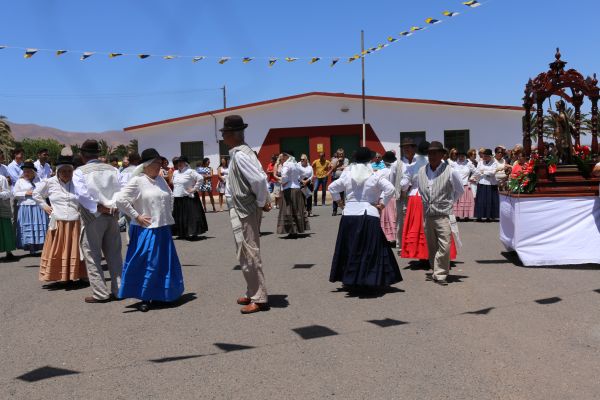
[
  {"xmin": 222, "ymin": 85, "xmax": 227, "ymax": 109},
  {"xmin": 361, "ymin": 30, "xmax": 366, "ymax": 147}
]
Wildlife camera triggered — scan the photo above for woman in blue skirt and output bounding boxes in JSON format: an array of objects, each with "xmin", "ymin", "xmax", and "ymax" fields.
[
  {"xmin": 115, "ymin": 148, "xmax": 184, "ymax": 312},
  {"xmin": 13, "ymin": 160, "xmax": 48, "ymax": 254}
]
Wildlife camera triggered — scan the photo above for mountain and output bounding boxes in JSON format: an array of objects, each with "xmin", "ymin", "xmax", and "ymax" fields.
[{"xmin": 7, "ymin": 121, "xmax": 134, "ymax": 146}]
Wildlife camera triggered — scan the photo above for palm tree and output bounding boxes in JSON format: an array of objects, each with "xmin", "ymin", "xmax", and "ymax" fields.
[
  {"xmin": 127, "ymin": 138, "xmax": 138, "ymax": 153},
  {"xmin": 97, "ymin": 139, "xmax": 112, "ymax": 156},
  {"xmin": 0, "ymin": 115, "xmax": 16, "ymax": 158}
]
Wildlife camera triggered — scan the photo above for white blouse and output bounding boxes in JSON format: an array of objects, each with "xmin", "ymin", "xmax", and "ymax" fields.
[
  {"xmin": 172, "ymin": 167, "xmax": 203, "ymax": 198},
  {"xmin": 328, "ymin": 165, "xmax": 395, "ymax": 218},
  {"xmin": 281, "ymin": 161, "xmax": 302, "ymax": 190},
  {"xmin": 33, "ymin": 176, "xmax": 80, "ymax": 221},
  {"xmin": 298, "ymin": 163, "xmax": 313, "ymax": 180},
  {"xmin": 13, "ymin": 177, "xmax": 41, "ymax": 206},
  {"xmin": 452, "ymin": 160, "xmax": 477, "ymax": 186},
  {"xmin": 476, "ymin": 159, "xmax": 499, "ymax": 185},
  {"xmin": 116, "ymin": 174, "xmax": 175, "ymax": 229},
  {"xmin": 400, "ymin": 154, "xmax": 429, "ymax": 196}
]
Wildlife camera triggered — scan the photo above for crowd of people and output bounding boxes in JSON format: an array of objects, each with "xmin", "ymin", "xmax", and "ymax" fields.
[{"xmin": 2, "ymin": 115, "xmax": 597, "ymax": 314}]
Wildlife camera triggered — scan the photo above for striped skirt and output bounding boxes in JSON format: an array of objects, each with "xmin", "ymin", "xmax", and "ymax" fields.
[
  {"xmin": 16, "ymin": 204, "xmax": 48, "ymax": 252},
  {"xmin": 380, "ymin": 198, "xmax": 397, "ymax": 242},
  {"xmin": 453, "ymin": 185, "xmax": 475, "ymax": 218},
  {"xmin": 39, "ymin": 220, "xmax": 87, "ymax": 282}
]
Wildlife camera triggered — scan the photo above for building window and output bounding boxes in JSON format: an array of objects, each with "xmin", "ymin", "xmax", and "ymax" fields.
[
  {"xmin": 219, "ymin": 140, "xmax": 230, "ymax": 158},
  {"xmin": 444, "ymin": 130, "xmax": 470, "ymax": 152},
  {"xmin": 400, "ymin": 131, "xmax": 426, "ymax": 157},
  {"xmin": 180, "ymin": 141, "xmax": 204, "ymax": 166}
]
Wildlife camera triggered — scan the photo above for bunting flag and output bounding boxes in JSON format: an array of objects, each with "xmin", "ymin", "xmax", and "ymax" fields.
[
  {"xmin": 138, "ymin": 54, "xmax": 150, "ymax": 59},
  {"xmin": 309, "ymin": 57, "xmax": 320, "ymax": 64},
  {"xmin": 0, "ymin": 45, "xmax": 6, "ymax": 50},
  {"xmin": 330, "ymin": 58, "xmax": 339, "ymax": 67},
  {"xmin": 285, "ymin": 57, "xmax": 298, "ymax": 62},
  {"xmin": 425, "ymin": 18, "xmax": 441, "ymax": 25},
  {"xmin": 268, "ymin": 58, "xmax": 277, "ymax": 67},
  {"xmin": 242, "ymin": 57, "xmax": 253, "ymax": 63},
  {"xmin": 443, "ymin": 11, "xmax": 459, "ymax": 17},
  {"xmin": 80, "ymin": 52, "xmax": 94, "ymax": 60},
  {"xmin": 56, "ymin": 50, "xmax": 67, "ymax": 56},
  {"xmin": 192, "ymin": 56, "xmax": 205, "ymax": 62},
  {"xmin": 218, "ymin": 57, "xmax": 230, "ymax": 64},
  {"xmin": 463, "ymin": 0, "xmax": 481, "ymax": 7},
  {"xmin": 410, "ymin": 26, "xmax": 423, "ymax": 32},
  {"xmin": 163, "ymin": 55, "xmax": 175, "ymax": 60},
  {"xmin": 348, "ymin": 54, "xmax": 360, "ymax": 63},
  {"xmin": 387, "ymin": 36, "xmax": 398, "ymax": 43},
  {"xmin": 109, "ymin": 53, "xmax": 123, "ymax": 58},
  {"xmin": 24, "ymin": 48, "xmax": 38, "ymax": 58},
  {"xmin": 399, "ymin": 31, "xmax": 413, "ymax": 37}
]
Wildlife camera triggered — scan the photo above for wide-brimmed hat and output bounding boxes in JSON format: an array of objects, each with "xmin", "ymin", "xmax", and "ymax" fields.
[
  {"xmin": 428, "ymin": 141, "xmax": 445, "ymax": 152},
  {"xmin": 354, "ymin": 147, "xmax": 374, "ymax": 163},
  {"xmin": 141, "ymin": 148, "xmax": 161, "ymax": 163},
  {"xmin": 21, "ymin": 160, "xmax": 37, "ymax": 171},
  {"xmin": 55, "ymin": 155, "xmax": 75, "ymax": 167},
  {"xmin": 382, "ymin": 151, "xmax": 397, "ymax": 163},
  {"xmin": 220, "ymin": 115, "xmax": 248, "ymax": 132},
  {"xmin": 400, "ymin": 137, "xmax": 417, "ymax": 147},
  {"xmin": 80, "ymin": 139, "xmax": 101, "ymax": 154}
]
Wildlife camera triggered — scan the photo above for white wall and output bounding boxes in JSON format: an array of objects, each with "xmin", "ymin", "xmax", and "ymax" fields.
[{"xmin": 130, "ymin": 95, "xmax": 523, "ymax": 166}]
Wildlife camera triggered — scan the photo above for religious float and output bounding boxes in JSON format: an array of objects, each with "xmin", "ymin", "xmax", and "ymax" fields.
[{"xmin": 500, "ymin": 49, "xmax": 600, "ymax": 266}]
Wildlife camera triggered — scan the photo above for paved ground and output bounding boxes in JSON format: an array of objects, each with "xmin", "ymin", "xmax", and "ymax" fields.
[{"xmin": 1, "ymin": 207, "xmax": 600, "ymax": 399}]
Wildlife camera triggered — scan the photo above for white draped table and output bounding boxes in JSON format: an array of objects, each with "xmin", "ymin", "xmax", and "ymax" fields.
[{"xmin": 499, "ymin": 194, "xmax": 600, "ymax": 266}]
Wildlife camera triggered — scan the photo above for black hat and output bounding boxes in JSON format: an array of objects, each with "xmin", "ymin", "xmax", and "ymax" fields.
[
  {"xmin": 417, "ymin": 140, "xmax": 430, "ymax": 155},
  {"xmin": 220, "ymin": 115, "xmax": 248, "ymax": 132},
  {"xmin": 483, "ymin": 148, "xmax": 493, "ymax": 156},
  {"xmin": 400, "ymin": 137, "xmax": 417, "ymax": 147},
  {"xmin": 80, "ymin": 139, "xmax": 101, "ymax": 154},
  {"xmin": 382, "ymin": 151, "xmax": 397, "ymax": 163},
  {"xmin": 354, "ymin": 147, "xmax": 374, "ymax": 163},
  {"xmin": 56, "ymin": 155, "xmax": 75, "ymax": 167},
  {"xmin": 21, "ymin": 160, "xmax": 37, "ymax": 171},
  {"xmin": 427, "ymin": 141, "xmax": 445, "ymax": 152},
  {"xmin": 177, "ymin": 155, "xmax": 189, "ymax": 164},
  {"xmin": 141, "ymin": 148, "xmax": 161, "ymax": 163}
]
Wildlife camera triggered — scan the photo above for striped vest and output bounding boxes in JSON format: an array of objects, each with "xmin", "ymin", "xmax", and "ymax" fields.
[
  {"xmin": 228, "ymin": 144, "xmax": 260, "ymax": 219},
  {"xmin": 417, "ymin": 163, "xmax": 454, "ymax": 217}
]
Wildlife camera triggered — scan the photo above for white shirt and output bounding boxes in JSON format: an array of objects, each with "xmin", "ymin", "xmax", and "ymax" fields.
[
  {"xmin": 0, "ymin": 164, "xmax": 9, "ymax": 181},
  {"xmin": 72, "ymin": 160, "xmax": 122, "ymax": 215},
  {"xmin": 424, "ymin": 164, "xmax": 465, "ymax": 202},
  {"xmin": 281, "ymin": 161, "xmax": 302, "ymax": 189},
  {"xmin": 452, "ymin": 160, "xmax": 476, "ymax": 186},
  {"xmin": 7, "ymin": 160, "xmax": 23, "ymax": 184},
  {"xmin": 13, "ymin": 177, "xmax": 41, "ymax": 206},
  {"xmin": 0, "ymin": 175, "xmax": 11, "ymax": 200},
  {"xmin": 118, "ymin": 165, "xmax": 137, "ymax": 187},
  {"xmin": 34, "ymin": 160, "xmax": 53, "ymax": 180},
  {"xmin": 33, "ymin": 176, "xmax": 80, "ymax": 221},
  {"xmin": 400, "ymin": 154, "xmax": 429, "ymax": 196},
  {"xmin": 328, "ymin": 164, "xmax": 395, "ymax": 217},
  {"xmin": 298, "ymin": 163, "xmax": 313, "ymax": 180},
  {"xmin": 116, "ymin": 174, "xmax": 174, "ymax": 229},
  {"xmin": 476, "ymin": 159, "xmax": 499, "ymax": 185},
  {"xmin": 172, "ymin": 166, "xmax": 203, "ymax": 198},
  {"xmin": 225, "ymin": 148, "xmax": 270, "ymax": 208}
]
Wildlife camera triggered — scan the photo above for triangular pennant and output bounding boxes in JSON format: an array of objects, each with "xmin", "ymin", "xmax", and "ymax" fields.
[
  {"xmin": 387, "ymin": 36, "xmax": 398, "ymax": 43},
  {"xmin": 285, "ymin": 57, "xmax": 298, "ymax": 62},
  {"xmin": 268, "ymin": 58, "xmax": 278, "ymax": 67},
  {"xmin": 163, "ymin": 55, "xmax": 175, "ymax": 60},
  {"xmin": 192, "ymin": 56, "xmax": 205, "ymax": 62},
  {"xmin": 463, "ymin": 0, "xmax": 481, "ymax": 7},
  {"xmin": 425, "ymin": 18, "xmax": 441, "ymax": 24},
  {"xmin": 330, "ymin": 58, "xmax": 339, "ymax": 67},
  {"xmin": 24, "ymin": 48, "xmax": 38, "ymax": 58},
  {"xmin": 80, "ymin": 52, "xmax": 95, "ymax": 60},
  {"xmin": 56, "ymin": 50, "xmax": 67, "ymax": 56},
  {"xmin": 348, "ymin": 54, "xmax": 361, "ymax": 63},
  {"xmin": 242, "ymin": 57, "xmax": 254, "ymax": 64},
  {"xmin": 443, "ymin": 11, "xmax": 459, "ymax": 17},
  {"xmin": 138, "ymin": 54, "xmax": 150, "ymax": 59},
  {"xmin": 309, "ymin": 57, "xmax": 321, "ymax": 64},
  {"xmin": 0, "ymin": 45, "xmax": 6, "ymax": 50},
  {"xmin": 218, "ymin": 57, "xmax": 230, "ymax": 64},
  {"xmin": 399, "ymin": 31, "xmax": 413, "ymax": 37},
  {"xmin": 410, "ymin": 26, "xmax": 423, "ymax": 32},
  {"xmin": 109, "ymin": 53, "xmax": 123, "ymax": 58}
]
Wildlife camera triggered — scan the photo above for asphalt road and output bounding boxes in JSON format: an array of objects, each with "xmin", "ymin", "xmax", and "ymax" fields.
[{"xmin": 1, "ymin": 207, "xmax": 599, "ymax": 399}]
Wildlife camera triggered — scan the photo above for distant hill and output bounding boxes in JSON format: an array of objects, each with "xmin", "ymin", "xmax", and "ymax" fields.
[{"xmin": 8, "ymin": 121, "xmax": 133, "ymax": 146}]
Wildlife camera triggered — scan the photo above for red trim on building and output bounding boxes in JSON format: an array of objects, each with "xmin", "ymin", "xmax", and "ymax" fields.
[{"xmin": 124, "ymin": 92, "xmax": 523, "ymax": 132}]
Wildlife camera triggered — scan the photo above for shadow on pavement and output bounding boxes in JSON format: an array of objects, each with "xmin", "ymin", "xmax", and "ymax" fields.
[
  {"xmin": 280, "ymin": 233, "xmax": 313, "ymax": 240},
  {"xmin": 16, "ymin": 366, "xmax": 79, "ymax": 382},
  {"xmin": 42, "ymin": 281, "xmax": 90, "ymax": 291},
  {"xmin": 124, "ymin": 292, "xmax": 197, "ymax": 313},
  {"xmin": 332, "ymin": 285, "xmax": 404, "ymax": 299},
  {"xmin": 502, "ymin": 251, "xmax": 600, "ymax": 270},
  {"xmin": 463, "ymin": 307, "xmax": 495, "ymax": 315},
  {"xmin": 268, "ymin": 294, "xmax": 289, "ymax": 308}
]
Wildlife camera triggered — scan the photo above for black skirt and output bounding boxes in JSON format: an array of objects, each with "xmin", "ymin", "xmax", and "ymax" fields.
[
  {"xmin": 172, "ymin": 195, "xmax": 208, "ymax": 237},
  {"xmin": 474, "ymin": 184, "xmax": 499, "ymax": 219},
  {"xmin": 330, "ymin": 213, "xmax": 402, "ymax": 288}
]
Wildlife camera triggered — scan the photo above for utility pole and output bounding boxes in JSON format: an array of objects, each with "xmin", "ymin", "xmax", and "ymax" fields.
[
  {"xmin": 361, "ymin": 30, "xmax": 366, "ymax": 147},
  {"xmin": 222, "ymin": 85, "xmax": 227, "ymax": 109}
]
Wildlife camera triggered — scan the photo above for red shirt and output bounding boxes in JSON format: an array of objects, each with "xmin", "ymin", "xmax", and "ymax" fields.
[{"xmin": 266, "ymin": 162, "xmax": 277, "ymax": 183}]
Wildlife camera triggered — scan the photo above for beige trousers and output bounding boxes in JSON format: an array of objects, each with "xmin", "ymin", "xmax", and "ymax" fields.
[
  {"xmin": 424, "ymin": 215, "xmax": 452, "ymax": 281},
  {"xmin": 80, "ymin": 214, "xmax": 123, "ymax": 300},
  {"xmin": 228, "ymin": 201, "xmax": 267, "ymax": 304}
]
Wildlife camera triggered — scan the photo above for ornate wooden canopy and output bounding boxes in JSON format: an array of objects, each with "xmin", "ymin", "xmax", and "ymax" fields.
[{"xmin": 522, "ymin": 49, "xmax": 599, "ymax": 157}]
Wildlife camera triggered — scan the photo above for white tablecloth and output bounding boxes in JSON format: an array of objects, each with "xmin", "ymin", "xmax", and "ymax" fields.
[{"xmin": 500, "ymin": 194, "xmax": 600, "ymax": 266}]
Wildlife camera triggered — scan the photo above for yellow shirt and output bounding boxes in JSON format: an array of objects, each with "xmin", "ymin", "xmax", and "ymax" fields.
[{"xmin": 312, "ymin": 159, "xmax": 331, "ymax": 179}]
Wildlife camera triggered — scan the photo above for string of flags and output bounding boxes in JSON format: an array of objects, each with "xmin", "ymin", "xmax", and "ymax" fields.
[{"xmin": 2, "ymin": 1, "xmax": 485, "ymax": 68}]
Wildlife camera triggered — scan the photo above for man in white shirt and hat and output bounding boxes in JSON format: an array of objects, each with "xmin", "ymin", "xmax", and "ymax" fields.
[
  {"xmin": 390, "ymin": 137, "xmax": 418, "ymax": 252},
  {"xmin": 221, "ymin": 115, "xmax": 272, "ymax": 314},
  {"xmin": 73, "ymin": 139, "xmax": 123, "ymax": 303}
]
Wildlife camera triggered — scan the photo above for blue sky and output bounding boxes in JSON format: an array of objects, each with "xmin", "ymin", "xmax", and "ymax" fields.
[{"xmin": 1, "ymin": 0, "xmax": 599, "ymax": 132}]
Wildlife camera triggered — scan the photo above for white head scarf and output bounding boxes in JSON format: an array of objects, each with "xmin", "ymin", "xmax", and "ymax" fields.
[
  {"xmin": 350, "ymin": 162, "xmax": 374, "ymax": 186},
  {"xmin": 132, "ymin": 159, "xmax": 155, "ymax": 178}
]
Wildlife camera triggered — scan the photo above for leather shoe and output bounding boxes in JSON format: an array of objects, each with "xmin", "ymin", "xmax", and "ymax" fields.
[
  {"xmin": 240, "ymin": 302, "xmax": 270, "ymax": 314},
  {"xmin": 84, "ymin": 296, "xmax": 112, "ymax": 303},
  {"xmin": 237, "ymin": 296, "xmax": 251, "ymax": 305}
]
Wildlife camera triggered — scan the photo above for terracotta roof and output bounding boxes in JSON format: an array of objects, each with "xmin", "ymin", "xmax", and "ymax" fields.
[{"xmin": 124, "ymin": 91, "xmax": 523, "ymax": 132}]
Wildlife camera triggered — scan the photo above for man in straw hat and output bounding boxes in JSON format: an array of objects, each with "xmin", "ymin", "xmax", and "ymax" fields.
[
  {"xmin": 418, "ymin": 141, "xmax": 464, "ymax": 285},
  {"xmin": 73, "ymin": 139, "xmax": 123, "ymax": 303},
  {"xmin": 220, "ymin": 115, "xmax": 272, "ymax": 314}
]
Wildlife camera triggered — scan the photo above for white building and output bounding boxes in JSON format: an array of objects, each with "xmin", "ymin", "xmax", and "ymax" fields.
[{"xmin": 124, "ymin": 92, "xmax": 523, "ymax": 168}]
